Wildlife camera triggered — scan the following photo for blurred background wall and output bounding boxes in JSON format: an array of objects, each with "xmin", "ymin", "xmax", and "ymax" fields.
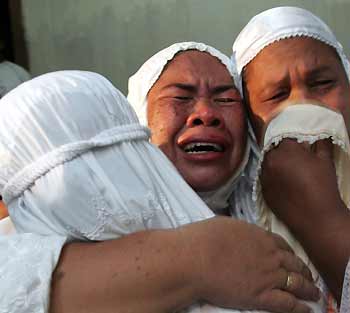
[{"xmin": 7, "ymin": 0, "xmax": 350, "ymax": 93}]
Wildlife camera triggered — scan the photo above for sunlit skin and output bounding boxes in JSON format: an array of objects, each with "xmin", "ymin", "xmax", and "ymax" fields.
[
  {"xmin": 147, "ymin": 51, "xmax": 247, "ymax": 192},
  {"xmin": 0, "ymin": 201, "xmax": 8, "ymax": 219},
  {"xmin": 243, "ymin": 37, "xmax": 350, "ymax": 145}
]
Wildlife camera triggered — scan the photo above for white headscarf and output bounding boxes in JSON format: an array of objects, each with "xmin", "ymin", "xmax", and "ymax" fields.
[
  {"xmin": 0, "ymin": 70, "xmax": 214, "ymax": 240},
  {"xmin": 232, "ymin": 6, "xmax": 350, "ymax": 92},
  {"xmin": 128, "ymin": 42, "xmax": 251, "ymax": 212}
]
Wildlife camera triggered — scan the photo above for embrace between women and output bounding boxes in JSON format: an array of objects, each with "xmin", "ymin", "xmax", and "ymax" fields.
[{"xmin": 0, "ymin": 6, "xmax": 350, "ymax": 313}]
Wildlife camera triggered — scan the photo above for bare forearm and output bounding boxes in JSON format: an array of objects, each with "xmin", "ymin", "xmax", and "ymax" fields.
[
  {"xmin": 49, "ymin": 217, "xmax": 320, "ymax": 313},
  {"xmin": 50, "ymin": 229, "xmax": 198, "ymax": 313}
]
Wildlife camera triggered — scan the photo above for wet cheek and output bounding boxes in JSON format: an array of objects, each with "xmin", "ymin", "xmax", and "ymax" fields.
[
  {"xmin": 225, "ymin": 112, "xmax": 246, "ymax": 139},
  {"xmin": 320, "ymin": 92, "xmax": 348, "ymax": 113},
  {"xmin": 248, "ymin": 101, "xmax": 265, "ymax": 120},
  {"xmin": 150, "ymin": 108, "xmax": 187, "ymax": 145}
]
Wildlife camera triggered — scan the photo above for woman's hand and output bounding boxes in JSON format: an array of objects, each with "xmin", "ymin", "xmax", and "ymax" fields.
[
  {"xmin": 260, "ymin": 139, "xmax": 350, "ymax": 300},
  {"xmin": 182, "ymin": 216, "xmax": 319, "ymax": 313},
  {"xmin": 261, "ymin": 139, "xmax": 342, "ymax": 223}
]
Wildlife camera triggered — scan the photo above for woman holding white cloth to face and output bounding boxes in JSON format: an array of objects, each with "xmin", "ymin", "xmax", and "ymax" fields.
[{"xmin": 232, "ymin": 6, "xmax": 350, "ymax": 311}]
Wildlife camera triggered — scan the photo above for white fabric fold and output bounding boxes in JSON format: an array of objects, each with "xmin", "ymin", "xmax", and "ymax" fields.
[
  {"xmin": 0, "ymin": 233, "xmax": 66, "ymax": 313},
  {"xmin": 0, "ymin": 216, "xmax": 15, "ymax": 235},
  {"xmin": 340, "ymin": 259, "xmax": 350, "ymax": 313},
  {"xmin": 3, "ymin": 124, "xmax": 150, "ymax": 204}
]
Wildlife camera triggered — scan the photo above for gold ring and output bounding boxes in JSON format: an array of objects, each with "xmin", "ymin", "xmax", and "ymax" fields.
[{"xmin": 285, "ymin": 273, "xmax": 293, "ymax": 290}]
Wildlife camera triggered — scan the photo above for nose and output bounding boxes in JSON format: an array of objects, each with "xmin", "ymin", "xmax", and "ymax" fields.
[
  {"xmin": 186, "ymin": 100, "xmax": 224, "ymax": 128},
  {"xmin": 289, "ymin": 85, "xmax": 312, "ymax": 103}
]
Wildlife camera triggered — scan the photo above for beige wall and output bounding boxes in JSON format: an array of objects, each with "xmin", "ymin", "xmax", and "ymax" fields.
[{"xmin": 21, "ymin": 0, "xmax": 350, "ymax": 93}]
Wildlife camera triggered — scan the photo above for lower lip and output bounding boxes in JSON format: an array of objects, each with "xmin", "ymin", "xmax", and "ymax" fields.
[{"xmin": 181, "ymin": 150, "xmax": 226, "ymax": 161}]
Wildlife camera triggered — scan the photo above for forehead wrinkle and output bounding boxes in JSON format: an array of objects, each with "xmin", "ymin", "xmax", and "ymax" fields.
[
  {"xmin": 289, "ymin": 53, "xmax": 336, "ymax": 82},
  {"xmin": 149, "ymin": 50, "xmax": 234, "ymax": 102},
  {"xmin": 245, "ymin": 59, "xmax": 289, "ymax": 95},
  {"xmin": 307, "ymin": 65, "xmax": 337, "ymax": 79},
  {"xmin": 211, "ymin": 84, "xmax": 238, "ymax": 94},
  {"xmin": 160, "ymin": 83, "xmax": 197, "ymax": 93}
]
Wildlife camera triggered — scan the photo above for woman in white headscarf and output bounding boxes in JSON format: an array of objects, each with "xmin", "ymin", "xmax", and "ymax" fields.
[
  {"xmin": 127, "ymin": 41, "xmax": 257, "ymax": 221},
  {"xmin": 232, "ymin": 6, "xmax": 350, "ymax": 312}
]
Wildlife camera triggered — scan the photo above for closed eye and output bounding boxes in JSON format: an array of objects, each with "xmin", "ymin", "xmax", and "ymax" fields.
[
  {"xmin": 266, "ymin": 90, "xmax": 289, "ymax": 102},
  {"xmin": 214, "ymin": 97, "xmax": 241, "ymax": 103},
  {"xmin": 310, "ymin": 79, "xmax": 334, "ymax": 88},
  {"xmin": 174, "ymin": 96, "xmax": 193, "ymax": 100}
]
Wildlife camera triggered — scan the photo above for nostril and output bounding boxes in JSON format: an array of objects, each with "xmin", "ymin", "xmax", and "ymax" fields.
[
  {"xmin": 192, "ymin": 118, "xmax": 203, "ymax": 126},
  {"xmin": 211, "ymin": 119, "xmax": 221, "ymax": 127}
]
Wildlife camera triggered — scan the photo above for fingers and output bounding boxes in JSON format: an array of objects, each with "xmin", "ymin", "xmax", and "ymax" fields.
[
  {"xmin": 279, "ymin": 251, "xmax": 313, "ymax": 282},
  {"xmin": 278, "ymin": 139, "xmax": 312, "ymax": 153},
  {"xmin": 275, "ymin": 270, "xmax": 319, "ymax": 302},
  {"xmin": 272, "ymin": 138, "xmax": 298, "ymax": 152},
  {"xmin": 258, "ymin": 289, "xmax": 313, "ymax": 313},
  {"xmin": 314, "ymin": 139, "xmax": 333, "ymax": 160},
  {"xmin": 269, "ymin": 137, "xmax": 333, "ymax": 160},
  {"xmin": 270, "ymin": 234, "xmax": 313, "ymax": 282},
  {"xmin": 271, "ymin": 233, "xmax": 294, "ymax": 253}
]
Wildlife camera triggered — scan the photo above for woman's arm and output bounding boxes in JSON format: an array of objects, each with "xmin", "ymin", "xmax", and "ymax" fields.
[
  {"xmin": 261, "ymin": 139, "xmax": 350, "ymax": 301},
  {"xmin": 50, "ymin": 217, "xmax": 319, "ymax": 313}
]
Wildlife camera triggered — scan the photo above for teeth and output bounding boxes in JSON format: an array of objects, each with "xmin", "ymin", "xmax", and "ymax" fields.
[{"xmin": 183, "ymin": 142, "xmax": 224, "ymax": 154}]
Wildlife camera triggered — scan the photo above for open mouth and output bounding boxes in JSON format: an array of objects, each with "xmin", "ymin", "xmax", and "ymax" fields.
[{"xmin": 183, "ymin": 142, "xmax": 224, "ymax": 154}]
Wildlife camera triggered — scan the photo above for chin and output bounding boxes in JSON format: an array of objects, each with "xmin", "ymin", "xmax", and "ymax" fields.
[
  {"xmin": 178, "ymin": 164, "xmax": 236, "ymax": 192},
  {"xmin": 187, "ymin": 176, "xmax": 231, "ymax": 192}
]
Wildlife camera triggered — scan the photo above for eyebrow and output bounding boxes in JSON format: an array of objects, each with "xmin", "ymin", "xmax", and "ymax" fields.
[
  {"xmin": 212, "ymin": 85, "xmax": 237, "ymax": 94},
  {"xmin": 163, "ymin": 83, "xmax": 197, "ymax": 92},
  {"xmin": 307, "ymin": 66, "xmax": 334, "ymax": 79}
]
